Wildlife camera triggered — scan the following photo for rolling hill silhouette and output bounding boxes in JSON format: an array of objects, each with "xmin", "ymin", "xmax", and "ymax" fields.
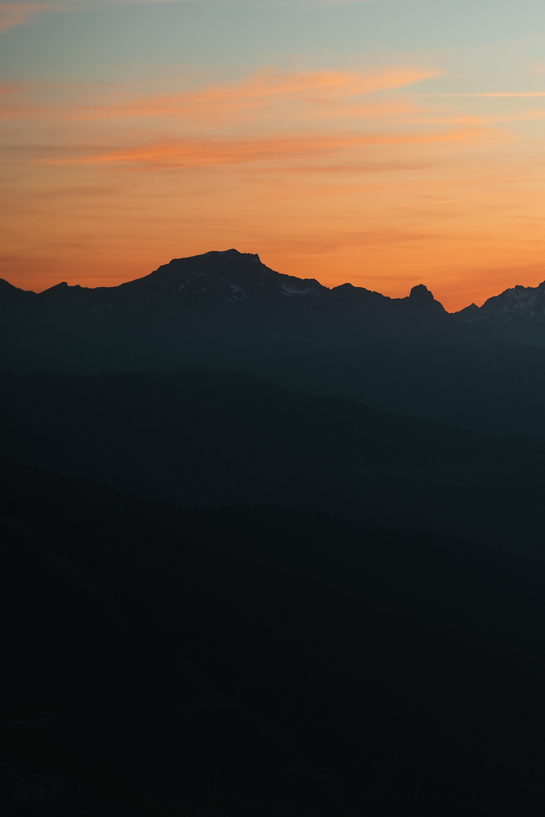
[
  {"xmin": 4, "ymin": 454, "xmax": 545, "ymax": 669},
  {"xmin": 1, "ymin": 368, "xmax": 545, "ymax": 559}
]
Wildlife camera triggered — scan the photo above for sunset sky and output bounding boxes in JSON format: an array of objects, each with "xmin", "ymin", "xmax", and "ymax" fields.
[{"xmin": 1, "ymin": 0, "xmax": 545, "ymax": 310}]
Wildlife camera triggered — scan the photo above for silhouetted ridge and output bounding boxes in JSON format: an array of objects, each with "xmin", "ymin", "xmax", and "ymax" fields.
[
  {"xmin": 0, "ymin": 278, "xmax": 22, "ymax": 292},
  {"xmin": 0, "ymin": 278, "xmax": 37, "ymax": 306},
  {"xmin": 452, "ymin": 276, "xmax": 545, "ymax": 346},
  {"xmin": 456, "ymin": 302, "xmax": 479, "ymax": 320},
  {"xmin": 5, "ymin": 249, "xmax": 545, "ymax": 437}
]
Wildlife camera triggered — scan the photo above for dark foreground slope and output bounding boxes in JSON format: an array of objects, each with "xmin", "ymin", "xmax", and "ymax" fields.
[
  {"xmin": 2, "ymin": 369, "xmax": 545, "ymax": 559},
  {"xmin": 4, "ymin": 249, "xmax": 545, "ymax": 438},
  {"xmin": 3, "ymin": 467, "xmax": 545, "ymax": 816},
  {"xmin": 5, "ymin": 456, "xmax": 545, "ymax": 671}
]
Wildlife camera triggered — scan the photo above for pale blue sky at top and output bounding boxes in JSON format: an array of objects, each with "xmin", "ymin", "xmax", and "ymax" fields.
[{"xmin": 2, "ymin": 1, "xmax": 544, "ymax": 87}]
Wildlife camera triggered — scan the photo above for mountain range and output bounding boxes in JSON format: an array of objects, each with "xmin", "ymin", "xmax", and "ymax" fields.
[
  {"xmin": 3, "ymin": 249, "xmax": 545, "ymax": 438},
  {"xmin": 4, "ymin": 249, "xmax": 545, "ymax": 814},
  {"xmin": 4, "ymin": 247, "xmax": 545, "ymax": 330}
]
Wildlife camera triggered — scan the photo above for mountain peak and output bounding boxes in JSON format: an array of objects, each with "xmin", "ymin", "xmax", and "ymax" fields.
[
  {"xmin": 209, "ymin": 248, "xmax": 261, "ymax": 261},
  {"xmin": 409, "ymin": 284, "xmax": 435, "ymax": 303}
]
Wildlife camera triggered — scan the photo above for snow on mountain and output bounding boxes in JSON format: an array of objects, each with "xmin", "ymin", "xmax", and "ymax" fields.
[
  {"xmin": 0, "ymin": 247, "xmax": 445, "ymax": 323},
  {"xmin": 457, "ymin": 281, "xmax": 545, "ymax": 324}
]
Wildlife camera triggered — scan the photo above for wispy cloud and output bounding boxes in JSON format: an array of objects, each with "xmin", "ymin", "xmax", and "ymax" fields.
[
  {"xmin": 0, "ymin": 0, "xmax": 220, "ymax": 33},
  {"xmin": 0, "ymin": 3, "xmax": 46, "ymax": 32},
  {"xmin": 417, "ymin": 92, "xmax": 545, "ymax": 98},
  {"xmin": 0, "ymin": 67, "xmax": 440, "ymax": 123},
  {"xmin": 108, "ymin": 67, "xmax": 439, "ymax": 121},
  {"xmin": 39, "ymin": 127, "xmax": 485, "ymax": 169}
]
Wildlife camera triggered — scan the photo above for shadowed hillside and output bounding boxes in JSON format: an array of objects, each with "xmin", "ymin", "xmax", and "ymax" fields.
[
  {"xmin": 4, "ymin": 455, "xmax": 545, "ymax": 670},
  {"xmin": 3, "ymin": 462, "xmax": 545, "ymax": 815},
  {"xmin": 2, "ymin": 368, "xmax": 545, "ymax": 559}
]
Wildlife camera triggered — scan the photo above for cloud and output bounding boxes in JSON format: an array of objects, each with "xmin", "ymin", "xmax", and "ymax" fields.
[
  {"xmin": 0, "ymin": 3, "xmax": 46, "ymax": 32},
  {"xmin": 40, "ymin": 127, "xmax": 484, "ymax": 169},
  {"xmin": 417, "ymin": 92, "xmax": 545, "ymax": 98},
  {"xmin": 0, "ymin": 0, "xmax": 216, "ymax": 32},
  {"xmin": 0, "ymin": 67, "xmax": 440, "ymax": 123},
  {"xmin": 79, "ymin": 67, "xmax": 438, "ymax": 124},
  {"xmin": 0, "ymin": 0, "xmax": 433, "ymax": 34}
]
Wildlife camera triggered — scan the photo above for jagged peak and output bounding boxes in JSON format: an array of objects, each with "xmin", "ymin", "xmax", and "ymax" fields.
[
  {"xmin": 0, "ymin": 278, "xmax": 24, "ymax": 291},
  {"xmin": 409, "ymin": 284, "xmax": 434, "ymax": 302},
  {"xmin": 43, "ymin": 282, "xmax": 69, "ymax": 291},
  {"xmin": 0, "ymin": 278, "xmax": 37, "ymax": 299}
]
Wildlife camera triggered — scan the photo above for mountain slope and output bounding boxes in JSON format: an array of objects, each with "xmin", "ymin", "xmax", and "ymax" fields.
[
  {"xmin": 2, "ymin": 368, "xmax": 545, "ymax": 559},
  {"xmin": 5, "ymin": 454, "xmax": 545, "ymax": 669},
  {"xmin": 4, "ymin": 459, "xmax": 545, "ymax": 815}
]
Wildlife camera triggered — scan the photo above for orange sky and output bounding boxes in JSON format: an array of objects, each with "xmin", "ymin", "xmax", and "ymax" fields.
[{"xmin": 2, "ymin": 1, "xmax": 545, "ymax": 311}]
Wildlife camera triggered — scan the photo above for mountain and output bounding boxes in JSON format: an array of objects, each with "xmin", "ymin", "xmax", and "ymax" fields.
[
  {"xmin": 0, "ymin": 248, "xmax": 445, "ymax": 320},
  {"xmin": 2, "ymin": 368, "xmax": 545, "ymax": 560},
  {"xmin": 455, "ymin": 279, "xmax": 545, "ymax": 347},
  {"xmin": 0, "ymin": 248, "xmax": 450, "ymax": 384},
  {"xmin": 5, "ymin": 254, "xmax": 545, "ymax": 813},
  {"xmin": 4, "ymin": 456, "xmax": 545, "ymax": 815},
  {"xmin": 3, "ymin": 249, "xmax": 545, "ymax": 438}
]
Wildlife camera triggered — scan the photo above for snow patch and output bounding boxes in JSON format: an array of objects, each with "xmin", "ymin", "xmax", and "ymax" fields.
[
  {"xmin": 229, "ymin": 282, "xmax": 247, "ymax": 300},
  {"xmin": 281, "ymin": 282, "xmax": 316, "ymax": 297}
]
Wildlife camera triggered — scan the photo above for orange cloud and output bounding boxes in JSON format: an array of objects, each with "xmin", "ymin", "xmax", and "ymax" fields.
[
  {"xmin": 0, "ymin": 68, "xmax": 441, "ymax": 122},
  {"xmin": 4, "ymin": 61, "xmax": 543, "ymax": 311},
  {"xmin": 0, "ymin": 0, "xmax": 198, "ymax": 36},
  {"xmin": 0, "ymin": 3, "xmax": 46, "ymax": 32},
  {"xmin": 178, "ymin": 67, "xmax": 442, "ymax": 103},
  {"xmin": 41, "ymin": 127, "xmax": 486, "ymax": 169}
]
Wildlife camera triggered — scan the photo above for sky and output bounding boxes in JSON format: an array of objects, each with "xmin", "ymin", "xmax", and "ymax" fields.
[{"xmin": 1, "ymin": 0, "xmax": 545, "ymax": 310}]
